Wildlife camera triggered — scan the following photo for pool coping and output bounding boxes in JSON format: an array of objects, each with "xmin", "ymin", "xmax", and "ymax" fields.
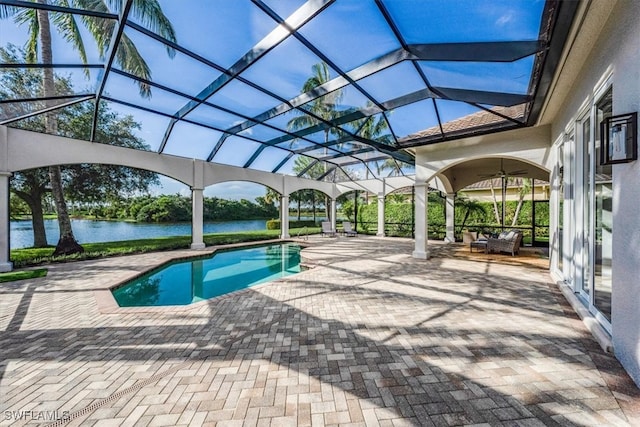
[{"xmin": 93, "ymin": 238, "xmax": 313, "ymax": 314}]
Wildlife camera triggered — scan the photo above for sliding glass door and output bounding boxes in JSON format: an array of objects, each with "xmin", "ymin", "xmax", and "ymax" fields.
[
  {"xmin": 578, "ymin": 86, "xmax": 612, "ymax": 328},
  {"xmin": 593, "ymin": 89, "xmax": 613, "ymax": 322}
]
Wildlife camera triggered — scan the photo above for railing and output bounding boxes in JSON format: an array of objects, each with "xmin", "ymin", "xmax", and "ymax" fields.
[
  {"xmin": 356, "ymin": 221, "xmax": 414, "ymax": 238},
  {"xmin": 459, "ymin": 224, "xmax": 549, "ymax": 246},
  {"xmin": 352, "ymin": 221, "xmax": 549, "ymax": 246}
]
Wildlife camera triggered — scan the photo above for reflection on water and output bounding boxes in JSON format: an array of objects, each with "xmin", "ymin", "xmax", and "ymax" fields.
[
  {"xmin": 10, "ymin": 218, "xmax": 267, "ymax": 248},
  {"xmin": 112, "ymin": 243, "xmax": 301, "ymax": 307},
  {"xmin": 113, "ymin": 277, "xmax": 161, "ymax": 306}
]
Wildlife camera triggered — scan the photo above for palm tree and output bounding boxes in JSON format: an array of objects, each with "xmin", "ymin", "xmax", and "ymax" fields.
[
  {"xmin": 291, "ymin": 155, "xmax": 326, "ymax": 221},
  {"xmin": 287, "ymin": 62, "xmax": 344, "ymax": 144},
  {"xmin": 288, "ymin": 62, "xmax": 345, "ymax": 221},
  {"xmin": 378, "ymin": 158, "xmax": 403, "ymax": 177},
  {"xmin": 511, "ymin": 178, "xmax": 532, "ymax": 226},
  {"xmin": 356, "ymin": 112, "xmax": 392, "ymax": 146},
  {"xmin": 1, "ymin": 0, "xmax": 175, "ymax": 255},
  {"xmin": 353, "ymin": 111, "xmax": 392, "ymax": 203},
  {"xmin": 264, "ymin": 186, "xmax": 285, "ymax": 222},
  {"xmin": 264, "ymin": 187, "xmax": 279, "ymax": 208},
  {"xmin": 488, "ymin": 179, "xmax": 502, "ymax": 224},
  {"xmin": 456, "ymin": 193, "xmax": 486, "ymax": 232}
]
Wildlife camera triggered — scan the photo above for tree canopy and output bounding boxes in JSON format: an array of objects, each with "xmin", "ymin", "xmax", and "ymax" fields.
[{"xmin": 2, "ymin": 46, "xmax": 160, "ymax": 246}]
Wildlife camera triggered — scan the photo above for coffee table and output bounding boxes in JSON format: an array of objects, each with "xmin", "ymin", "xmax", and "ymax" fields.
[{"xmin": 470, "ymin": 240, "xmax": 488, "ymax": 253}]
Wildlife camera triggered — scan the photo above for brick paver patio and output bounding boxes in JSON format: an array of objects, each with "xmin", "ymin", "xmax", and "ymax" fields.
[{"xmin": 1, "ymin": 236, "xmax": 639, "ymax": 426}]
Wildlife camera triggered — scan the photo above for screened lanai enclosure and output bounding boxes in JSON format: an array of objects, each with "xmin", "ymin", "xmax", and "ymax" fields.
[
  {"xmin": 1, "ymin": 0, "xmax": 576, "ymax": 176},
  {"xmin": 0, "ymin": 0, "xmax": 578, "ymax": 266},
  {"xmin": 5, "ymin": 0, "xmax": 640, "ymax": 403}
]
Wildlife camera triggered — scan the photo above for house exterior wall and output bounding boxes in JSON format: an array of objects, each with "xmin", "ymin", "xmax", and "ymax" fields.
[
  {"xmin": 413, "ymin": 0, "xmax": 640, "ymax": 387},
  {"xmin": 414, "ymin": 125, "xmax": 552, "ymax": 188},
  {"xmin": 461, "ymin": 185, "xmax": 549, "ymax": 203},
  {"xmin": 548, "ymin": 0, "xmax": 640, "ymax": 385}
]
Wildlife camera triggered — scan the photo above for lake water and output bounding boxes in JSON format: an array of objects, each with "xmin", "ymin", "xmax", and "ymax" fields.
[{"xmin": 10, "ymin": 218, "xmax": 269, "ymax": 249}]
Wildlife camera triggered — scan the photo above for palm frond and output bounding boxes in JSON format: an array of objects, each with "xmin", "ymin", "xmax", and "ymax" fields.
[
  {"xmin": 74, "ymin": 0, "xmax": 112, "ymax": 56},
  {"xmin": 73, "ymin": 0, "xmax": 106, "ymax": 13},
  {"xmin": 374, "ymin": 133, "xmax": 394, "ymax": 145},
  {"xmin": 372, "ymin": 115, "xmax": 389, "ymax": 135},
  {"xmin": 81, "ymin": 15, "xmax": 112, "ymax": 57},
  {"xmin": 24, "ymin": 10, "xmax": 40, "ymax": 63},
  {"xmin": 102, "ymin": 0, "xmax": 120, "ymax": 12},
  {"xmin": 129, "ymin": 0, "xmax": 176, "ymax": 57},
  {"xmin": 287, "ymin": 114, "xmax": 315, "ymax": 132},
  {"xmin": 9, "ymin": 8, "xmax": 40, "ymax": 64},
  {"xmin": 51, "ymin": 4, "xmax": 89, "ymax": 76},
  {"xmin": 116, "ymin": 33, "xmax": 151, "ymax": 97},
  {"xmin": 301, "ymin": 76, "xmax": 323, "ymax": 94},
  {"xmin": 0, "ymin": 5, "xmax": 20, "ymax": 19}
]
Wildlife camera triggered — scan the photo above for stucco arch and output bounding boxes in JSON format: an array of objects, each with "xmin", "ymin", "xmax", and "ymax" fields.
[
  {"xmin": 203, "ymin": 163, "xmax": 284, "ymax": 194},
  {"xmin": 286, "ymin": 187, "xmax": 333, "ymax": 201},
  {"xmin": 336, "ymin": 176, "xmax": 418, "ymax": 197},
  {"xmin": 204, "ymin": 179, "xmax": 281, "ymax": 197},
  {"xmin": 284, "ymin": 176, "xmax": 337, "ymax": 199},
  {"xmin": 2, "ymin": 127, "xmax": 346, "ymax": 198},
  {"xmin": 413, "ymin": 125, "xmax": 553, "ymax": 189},
  {"xmin": 431, "ymin": 155, "xmax": 550, "ymax": 193},
  {"xmin": 4, "ymin": 127, "xmax": 195, "ymax": 186}
]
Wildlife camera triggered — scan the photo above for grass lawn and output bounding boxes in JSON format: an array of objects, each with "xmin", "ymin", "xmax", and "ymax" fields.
[
  {"xmin": 10, "ymin": 227, "xmax": 321, "ymax": 268},
  {"xmin": 0, "ymin": 268, "xmax": 48, "ymax": 283}
]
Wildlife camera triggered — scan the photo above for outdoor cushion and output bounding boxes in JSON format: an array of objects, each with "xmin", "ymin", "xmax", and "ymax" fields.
[{"xmin": 487, "ymin": 229, "xmax": 523, "ymax": 256}]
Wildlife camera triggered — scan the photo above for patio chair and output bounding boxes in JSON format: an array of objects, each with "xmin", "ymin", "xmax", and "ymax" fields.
[
  {"xmin": 487, "ymin": 229, "xmax": 523, "ymax": 256},
  {"xmin": 342, "ymin": 221, "xmax": 358, "ymax": 237},
  {"xmin": 321, "ymin": 221, "xmax": 337, "ymax": 237}
]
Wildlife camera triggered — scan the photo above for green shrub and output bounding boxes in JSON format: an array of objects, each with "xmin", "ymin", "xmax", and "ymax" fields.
[
  {"xmin": 0, "ymin": 268, "xmax": 48, "ymax": 283},
  {"xmin": 266, "ymin": 219, "xmax": 318, "ymax": 230}
]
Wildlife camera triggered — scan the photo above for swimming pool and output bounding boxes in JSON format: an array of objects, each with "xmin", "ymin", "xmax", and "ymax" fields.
[{"xmin": 112, "ymin": 243, "xmax": 301, "ymax": 307}]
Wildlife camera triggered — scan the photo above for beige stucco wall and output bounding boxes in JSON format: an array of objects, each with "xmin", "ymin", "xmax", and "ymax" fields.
[
  {"xmin": 548, "ymin": 0, "xmax": 640, "ymax": 385},
  {"xmin": 413, "ymin": 124, "xmax": 552, "ymax": 191}
]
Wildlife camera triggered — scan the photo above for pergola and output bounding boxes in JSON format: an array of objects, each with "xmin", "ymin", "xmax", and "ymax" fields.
[{"xmin": 0, "ymin": 0, "xmax": 579, "ymax": 270}]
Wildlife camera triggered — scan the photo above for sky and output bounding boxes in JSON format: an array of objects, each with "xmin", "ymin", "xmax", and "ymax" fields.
[
  {"xmin": 1, "ymin": 0, "xmax": 545, "ymax": 200},
  {"xmin": 154, "ymin": 177, "xmax": 266, "ymax": 200}
]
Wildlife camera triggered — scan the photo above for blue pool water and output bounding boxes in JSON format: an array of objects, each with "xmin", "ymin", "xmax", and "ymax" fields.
[{"xmin": 112, "ymin": 243, "xmax": 301, "ymax": 307}]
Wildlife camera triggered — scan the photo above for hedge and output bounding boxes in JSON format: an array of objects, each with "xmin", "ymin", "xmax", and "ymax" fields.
[{"xmin": 266, "ymin": 219, "xmax": 318, "ymax": 230}]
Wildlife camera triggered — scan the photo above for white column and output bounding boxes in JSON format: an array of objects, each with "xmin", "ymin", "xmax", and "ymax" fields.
[
  {"xmin": 190, "ymin": 187, "xmax": 205, "ymax": 250},
  {"xmin": 0, "ymin": 172, "xmax": 13, "ymax": 272},
  {"xmin": 444, "ymin": 193, "xmax": 455, "ymax": 243},
  {"xmin": 330, "ymin": 198, "xmax": 337, "ymax": 232},
  {"xmin": 412, "ymin": 182, "xmax": 429, "ymax": 259},
  {"xmin": 280, "ymin": 194, "xmax": 290, "ymax": 239},
  {"xmin": 376, "ymin": 193, "xmax": 385, "ymax": 237}
]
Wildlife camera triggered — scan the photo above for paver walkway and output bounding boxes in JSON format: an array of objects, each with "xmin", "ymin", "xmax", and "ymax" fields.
[{"xmin": 1, "ymin": 236, "xmax": 639, "ymax": 426}]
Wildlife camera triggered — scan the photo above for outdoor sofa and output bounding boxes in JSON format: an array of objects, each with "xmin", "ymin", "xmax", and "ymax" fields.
[{"xmin": 487, "ymin": 229, "xmax": 523, "ymax": 256}]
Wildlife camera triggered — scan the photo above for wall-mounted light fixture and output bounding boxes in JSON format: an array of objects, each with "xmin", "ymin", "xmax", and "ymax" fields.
[{"xmin": 600, "ymin": 112, "xmax": 637, "ymax": 165}]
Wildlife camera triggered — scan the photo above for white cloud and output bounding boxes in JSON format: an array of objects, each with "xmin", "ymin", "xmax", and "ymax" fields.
[
  {"xmin": 151, "ymin": 176, "xmax": 189, "ymax": 196},
  {"xmin": 205, "ymin": 182, "xmax": 266, "ymax": 201},
  {"xmin": 152, "ymin": 176, "xmax": 266, "ymax": 201},
  {"xmin": 496, "ymin": 11, "xmax": 515, "ymax": 26}
]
